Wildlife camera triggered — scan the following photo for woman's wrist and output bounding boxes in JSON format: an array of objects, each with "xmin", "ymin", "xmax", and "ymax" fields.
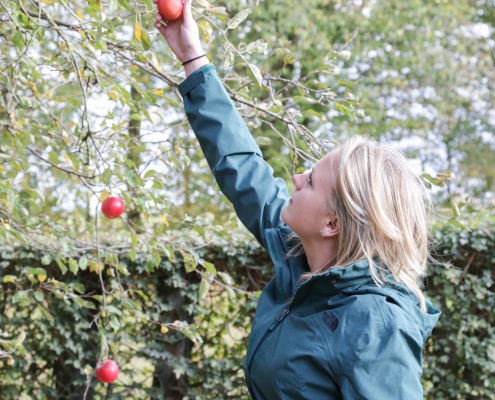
[{"xmin": 184, "ymin": 56, "xmax": 210, "ymax": 77}]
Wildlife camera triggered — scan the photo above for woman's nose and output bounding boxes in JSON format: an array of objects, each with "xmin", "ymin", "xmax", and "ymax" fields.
[{"xmin": 293, "ymin": 174, "xmax": 304, "ymax": 190}]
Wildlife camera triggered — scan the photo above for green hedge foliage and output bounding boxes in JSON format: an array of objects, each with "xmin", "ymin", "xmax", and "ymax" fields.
[{"xmin": 1, "ymin": 213, "xmax": 494, "ymax": 399}]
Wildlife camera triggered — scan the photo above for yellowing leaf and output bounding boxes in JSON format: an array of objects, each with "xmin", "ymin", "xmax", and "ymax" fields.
[
  {"xmin": 161, "ymin": 325, "xmax": 169, "ymax": 334},
  {"xmin": 99, "ymin": 189, "xmax": 110, "ymax": 203},
  {"xmin": 134, "ymin": 20, "xmax": 142, "ymax": 42},
  {"xmin": 75, "ymin": 9, "xmax": 85, "ymax": 20},
  {"xmin": 107, "ymin": 91, "xmax": 118, "ymax": 100},
  {"xmin": 28, "ymin": 82, "xmax": 39, "ymax": 95},
  {"xmin": 161, "ymin": 215, "xmax": 169, "ymax": 226},
  {"xmin": 150, "ymin": 52, "xmax": 162, "ymax": 72},
  {"xmin": 151, "ymin": 89, "xmax": 164, "ymax": 96},
  {"xmin": 197, "ymin": 20, "xmax": 212, "ymax": 41},
  {"xmin": 3, "ymin": 275, "xmax": 17, "ymax": 283},
  {"xmin": 89, "ymin": 261, "xmax": 104, "ymax": 274},
  {"xmin": 143, "ymin": 210, "xmax": 149, "ymax": 220},
  {"xmin": 101, "ymin": 311, "xmax": 107, "ymax": 317},
  {"xmin": 1, "ymin": 218, "xmax": 11, "ymax": 230},
  {"xmin": 46, "ymin": 90, "xmax": 52, "ymax": 99},
  {"xmin": 37, "ymin": 274, "xmax": 47, "ymax": 283}
]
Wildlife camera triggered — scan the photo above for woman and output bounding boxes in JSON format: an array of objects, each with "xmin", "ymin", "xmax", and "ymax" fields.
[{"xmin": 154, "ymin": 1, "xmax": 441, "ymax": 398}]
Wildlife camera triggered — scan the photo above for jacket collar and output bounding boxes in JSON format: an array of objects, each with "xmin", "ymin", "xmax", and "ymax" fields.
[
  {"xmin": 292, "ymin": 259, "xmax": 374, "ymax": 305},
  {"xmin": 265, "ymin": 227, "xmax": 375, "ymax": 304}
]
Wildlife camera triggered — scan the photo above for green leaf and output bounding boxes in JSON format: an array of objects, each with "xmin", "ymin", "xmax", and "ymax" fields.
[
  {"xmin": 55, "ymin": 258, "xmax": 68, "ymax": 275},
  {"xmin": 12, "ymin": 290, "xmax": 29, "ymax": 304},
  {"xmin": 224, "ymin": 48, "xmax": 234, "ymax": 70},
  {"xmin": 70, "ymin": 283, "xmax": 86, "ymax": 294},
  {"xmin": 105, "ymin": 305, "xmax": 122, "ymax": 315},
  {"xmin": 142, "ymin": 28, "xmax": 151, "ymax": 51},
  {"xmin": 37, "ymin": 305, "xmax": 54, "ymax": 322},
  {"xmin": 199, "ymin": 271, "xmax": 214, "ymax": 300},
  {"xmin": 72, "ymin": 296, "xmax": 85, "ymax": 308},
  {"xmin": 422, "ymin": 173, "xmax": 446, "ymax": 188},
  {"xmin": 125, "ymin": 170, "xmax": 137, "ymax": 187},
  {"xmin": 82, "ymin": 301, "xmax": 96, "ymax": 309},
  {"xmin": 34, "ymin": 291, "xmax": 44, "ymax": 302},
  {"xmin": 246, "ymin": 39, "xmax": 267, "ymax": 54},
  {"xmin": 48, "ymin": 151, "xmax": 59, "ymax": 165},
  {"xmin": 448, "ymin": 218, "xmax": 470, "ymax": 231},
  {"xmin": 248, "ymin": 63, "xmax": 263, "ymax": 87},
  {"xmin": 41, "ymin": 254, "xmax": 52, "ymax": 265},
  {"xmin": 218, "ymin": 271, "xmax": 234, "ymax": 286},
  {"xmin": 68, "ymin": 258, "xmax": 79, "ymax": 274},
  {"xmin": 202, "ymin": 261, "xmax": 217, "ymax": 276},
  {"xmin": 255, "ymin": 136, "xmax": 272, "ymax": 146},
  {"xmin": 101, "ymin": 169, "xmax": 112, "ymax": 184},
  {"xmin": 79, "ymin": 256, "xmax": 88, "ymax": 271},
  {"xmin": 116, "ymin": 0, "xmax": 131, "ymax": 10},
  {"xmin": 109, "ymin": 316, "xmax": 120, "ymax": 332},
  {"xmin": 227, "ymin": 9, "xmax": 252, "ymax": 30},
  {"xmin": 67, "ymin": 98, "xmax": 81, "ymax": 108},
  {"xmin": 337, "ymin": 80, "xmax": 357, "ymax": 88},
  {"xmin": 293, "ymin": 95, "xmax": 316, "ymax": 104}
]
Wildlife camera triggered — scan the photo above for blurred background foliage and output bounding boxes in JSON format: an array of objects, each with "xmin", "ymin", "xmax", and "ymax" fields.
[{"xmin": 0, "ymin": 0, "xmax": 494, "ymax": 398}]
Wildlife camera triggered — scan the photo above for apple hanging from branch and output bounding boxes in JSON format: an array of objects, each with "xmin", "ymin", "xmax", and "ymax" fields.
[
  {"xmin": 95, "ymin": 359, "xmax": 119, "ymax": 383},
  {"xmin": 101, "ymin": 197, "xmax": 125, "ymax": 219},
  {"xmin": 157, "ymin": 0, "xmax": 185, "ymax": 21}
]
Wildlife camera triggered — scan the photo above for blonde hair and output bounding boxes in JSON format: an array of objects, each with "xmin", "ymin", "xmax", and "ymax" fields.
[{"xmin": 292, "ymin": 135, "xmax": 431, "ymax": 312}]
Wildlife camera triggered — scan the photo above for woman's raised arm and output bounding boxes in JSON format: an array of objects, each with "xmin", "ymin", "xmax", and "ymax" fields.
[{"xmin": 154, "ymin": 0, "xmax": 289, "ymax": 249}]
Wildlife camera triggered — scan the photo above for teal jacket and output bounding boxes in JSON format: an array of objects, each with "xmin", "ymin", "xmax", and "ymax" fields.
[{"xmin": 179, "ymin": 64, "xmax": 441, "ymax": 400}]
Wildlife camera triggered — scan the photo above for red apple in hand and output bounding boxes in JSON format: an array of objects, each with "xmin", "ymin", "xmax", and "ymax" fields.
[
  {"xmin": 157, "ymin": 0, "xmax": 184, "ymax": 21},
  {"xmin": 95, "ymin": 359, "xmax": 119, "ymax": 383},
  {"xmin": 101, "ymin": 197, "xmax": 124, "ymax": 219}
]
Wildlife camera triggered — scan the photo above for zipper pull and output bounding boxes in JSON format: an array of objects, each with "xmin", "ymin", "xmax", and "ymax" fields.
[{"xmin": 277, "ymin": 309, "xmax": 290, "ymax": 322}]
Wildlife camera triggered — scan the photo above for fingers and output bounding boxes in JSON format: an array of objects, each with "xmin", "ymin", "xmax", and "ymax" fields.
[
  {"xmin": 182, "ymin": 0, "xmax": 193, "ymax": 25},
  {"xmin": 154, "ymin": 13, "xmax": 166, "ymax": 35}
]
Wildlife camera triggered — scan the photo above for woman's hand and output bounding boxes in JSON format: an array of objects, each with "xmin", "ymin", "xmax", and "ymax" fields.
[{"xmin": 153, "ymin": 0, "xmax": 204, "ymax": 63}]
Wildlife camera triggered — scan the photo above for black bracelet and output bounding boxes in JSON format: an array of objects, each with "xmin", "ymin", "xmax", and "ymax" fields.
[{"xmin": 182, "ymin": 54, "xmax": 207, "ymax": 66}]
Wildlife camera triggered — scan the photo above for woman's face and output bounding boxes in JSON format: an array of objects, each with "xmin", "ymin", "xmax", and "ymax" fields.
[{"xmin": 281, "ymin": 150, "xmax": 339, "ymax": 239}]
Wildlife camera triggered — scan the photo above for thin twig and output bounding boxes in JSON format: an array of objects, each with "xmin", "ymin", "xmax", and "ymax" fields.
[{"xmin": 458, "ymin": 252, "xmax": 476, "ymax": 285}]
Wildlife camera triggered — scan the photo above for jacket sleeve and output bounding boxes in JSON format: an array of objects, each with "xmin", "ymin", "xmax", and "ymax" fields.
[
  {"xmin": 339, "ymin": 325, "xmax": 424, "ymax": 400},
  {"xmin": 178, "ymin": 64, "xmax": 289, "ymax": 249}
]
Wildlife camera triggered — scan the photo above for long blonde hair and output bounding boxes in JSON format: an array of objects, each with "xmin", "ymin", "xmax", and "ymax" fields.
[{"xmin": 293, "ymin": 135, "xmax": 431, "ymax": 311}]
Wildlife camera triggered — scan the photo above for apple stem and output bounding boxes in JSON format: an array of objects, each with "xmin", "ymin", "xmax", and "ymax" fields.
[{"xmin": 160, "ymin": 20, "xmax": 168, "ymax": 27}]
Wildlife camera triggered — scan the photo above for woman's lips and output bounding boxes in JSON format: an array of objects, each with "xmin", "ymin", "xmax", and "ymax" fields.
[{"xmin": 289, "ymin": 198, "xmax": 293, "ymax": 204}]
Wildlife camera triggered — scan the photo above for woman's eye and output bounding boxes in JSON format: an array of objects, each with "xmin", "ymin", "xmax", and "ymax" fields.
[{"xmin": 307, "ymin": 174, "xmax": 312, "ymax": 186}]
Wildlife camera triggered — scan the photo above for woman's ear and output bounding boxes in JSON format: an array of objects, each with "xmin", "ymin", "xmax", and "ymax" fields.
[{"xmin": 320, "ymin": 216, "xmax": 339, "ymax": 237}]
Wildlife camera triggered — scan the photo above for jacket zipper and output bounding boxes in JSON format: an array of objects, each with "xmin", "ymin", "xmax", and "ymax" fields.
[
  {"xmin": 247, "ymin": 278, "xmax": 317, "ymax": 372},
  {"xmin": 247, "ymin": 307, "xmax": 295, "ymax": 372},
  {"xmin": 276, "ymin": 308, "xmax": 289, "ymax": 322}
]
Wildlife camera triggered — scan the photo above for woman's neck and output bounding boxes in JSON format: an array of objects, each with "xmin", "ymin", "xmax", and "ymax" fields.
[{"xmin": 301, "ymin": 236, "xmax": 338, "ymax": 273}]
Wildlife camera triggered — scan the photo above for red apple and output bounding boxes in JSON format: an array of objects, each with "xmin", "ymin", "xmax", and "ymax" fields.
[
  {"xmin": 157, "ymin": 0, "xmax": 184, "ymax": 21},
  {"xmin": 101, "ymin": 197, "xmax": 124, "ymax": 219},
  {"xmin": 95, "ymin": 359, "xmax": 119, "ymax": 383}
]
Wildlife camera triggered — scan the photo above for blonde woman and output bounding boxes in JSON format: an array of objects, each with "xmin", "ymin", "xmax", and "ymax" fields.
[{"xmin": 154, "ymin": 1, "xmax": 441, "ymax": 398}]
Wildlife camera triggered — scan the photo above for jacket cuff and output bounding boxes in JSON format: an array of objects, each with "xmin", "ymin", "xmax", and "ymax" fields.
[{"xmin": 178, "ymin": 64, "xmax": 216, "ymax": 96}]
